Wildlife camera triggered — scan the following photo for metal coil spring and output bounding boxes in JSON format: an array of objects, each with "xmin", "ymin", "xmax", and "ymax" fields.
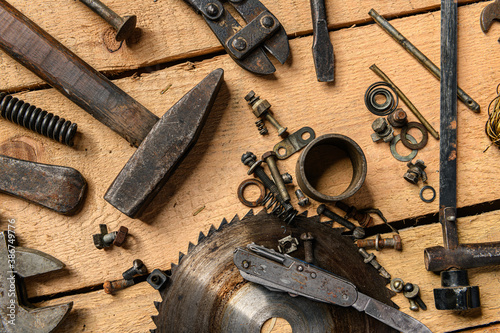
[
  {"xmin": 0, "ymin": 92, "xmax": 78, "ymax": 146},
  {"xmin": 255, "ymin": 119, "xmax": 268, "ymax": 135},
  {"xmin": 261, "ymin": 192, "xmax": 298, "ymax": 224}
]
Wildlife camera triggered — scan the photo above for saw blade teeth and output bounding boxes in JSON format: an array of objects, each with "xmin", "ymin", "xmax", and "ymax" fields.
[
  {"xmin": 218, "ymin": 218, "xmax": 228, "ymax": 230},
  {"xmin": 154, "ymin": 301, "xmax": 161, "ymax": 310},
  {"xmin": 243, "ymin": 209, "xmax": 254, "ymax": 218},
  {"xmin": 208, "ymin": 225, "xmax": 217, "ymax": 236},
  {"xmin": 151, "ymin": 315, "xmax": 159, "ymax": 325},
  {"xmin": 178, "ymin": 252, "xmax": 185, "ymax": 263},
  {"xmin": 198, "ymin": 231, "xmax": 206, "ymax": 242},
  {"xmin": 150, "ymin": 329, "xmax": 157, "ymax": 333},
  {"xmin": 188, "ymin": 242, "xmax": 196, "ymax": 252},
  {"xmin": 298, "ymin": 210, "xmax": 308, "ymax": 217},
  {"xmin": 230, "ymin": 215, "xmax": 240, "ymax": 224},
  {"xmin": 256, "ymin": 208, "xmax": 268, "ymax": 216}
]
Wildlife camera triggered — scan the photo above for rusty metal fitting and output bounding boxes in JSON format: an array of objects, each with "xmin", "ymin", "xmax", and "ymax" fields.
[
  {"xmin": 245, "ymin": 91, "xmax": 287, "ymax": 136},
  {"xmin": 278, "ymin": 235, "xmax": 299, "ymax": 254},
  {"xmin": 357, "ymin": 234, "xmax": 402, "ymax": 251},
  {"xmin": 387, "ymin": 108, "xmax": 408, "ymax": 128},
  {"xmin": 281, "ymin": 172, "xmax": 293, "ymax": 184},
  {"xmin": 404, "ymin": 159, "xmax": 427, "ymax": 184},
  {"xmin": 335, "ymin": 201, "xmax": 374, "ymax": 228},
  {"xmin": 300, "ymin": 232, "xmax": 314, "ymax": 263},
  {"xmin": 403, "ymin": 283, "xmax": 427, "ymax": 311},
  {"xmin": 93, "ymin": 224, "xmax": 128, "ymax": 249},
  {"xmin": 255, "ymin": 120, "xmax": 268, "ymax": 135},
  {"xmin": 371, "ymin": 118, "xmax": 394, "ymax": 143},
  {"xmin": 295, "ymin": 189, "xmax": 310, "ymax": 207},
  {"xmin": 390, "ymin": 278, "xmax": 405, "ymax": 293},
  {"xmin": 358, "ymin": 248, "xmax": 391, "ymax": 279},
  {"xmin": 317, "ymin": 204, "xmax": 365, "ymax": 239},
  {"xmin": 263, "ymin": 151, "xmax": 290, "ymax": 202},
  {"xmin": 103, "ymin": 278, "xmax": 135, "ymax": 294},
  {"xmin": 296, "ymin": 134, "xmax": 367, "ymax": 202},
  {"xmin": 122, "ymin": 259, "xmax": 148, "ymax": 280}
]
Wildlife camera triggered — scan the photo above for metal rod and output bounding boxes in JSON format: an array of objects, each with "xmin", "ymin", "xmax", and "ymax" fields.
[
  {"xmin": 440, "ymin": 0, "xmax": 459, "ymax": 250},
  {"xmin": 370, "ymin": 64, "xmax": 439, "ymax": 140},
  {"xmin": 310, "ymin": 0, "xmax": 334, "ymax": 82},
  {"xmin": 369, "ymin": 8, "xmax": 480, "ymax": 113}
]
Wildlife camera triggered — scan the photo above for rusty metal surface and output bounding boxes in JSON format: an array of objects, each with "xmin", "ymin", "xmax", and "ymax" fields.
[
  {"xmin": 0, "ymin": 231, "xmax": 73, "ymax": 332},
  {"xmin": 104, "ymin": 69, "xmax": 224, "ymax": 218},
  {"xmin": 425, "ymin": 242, "xmax": 500, "ymax": 272},
  {"xmin": 310, "ymin": 0, "xmax": 334, "ymax": 82},
  {"xmin": 480, "ymin": 0, "xmax": 500, "ymax": 32},
  {"xmin": 273, "ymin": 127, "xmax": 316, "ymax": 159},
  {"xmin": 237, "ymin": 179, "xmax": 266, "ymax": 208},
  {"xmin": 151, "ymin": 210, "xmax": 396, "ymax": 332},
  {"xmin": 0, "ymin": 154, "xmax": 87, "ymax": 214}
]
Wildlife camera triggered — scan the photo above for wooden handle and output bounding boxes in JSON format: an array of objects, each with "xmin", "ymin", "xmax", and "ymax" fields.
[{"xmin": 0, "ymin": 0, "xmax": 158, "ymax": 147}]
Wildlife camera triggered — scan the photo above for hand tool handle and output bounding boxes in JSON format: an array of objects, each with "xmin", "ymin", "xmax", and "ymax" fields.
[
  {"xmin": 0, "ymin": 0, "xmax": 158, "ymax": 147},
  {"xmin": 0, "ymin": 154, "xmax": 87, "ymax": 214}
]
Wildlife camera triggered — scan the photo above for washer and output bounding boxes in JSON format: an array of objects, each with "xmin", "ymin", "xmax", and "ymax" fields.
[
  {"xmin": 420, "ymin": 185, "xmax": 436, "ymax": 203},
  {"xmin": 400, "ymin": 122, "xmax": 429, "ymax": 150},
  {"xmin": 237, "ymin": 179, "xmax": 266, "ymax": 207},
  {"xmin": 390, "ymin": 134, "xmax": 418, "ymax": 162}
]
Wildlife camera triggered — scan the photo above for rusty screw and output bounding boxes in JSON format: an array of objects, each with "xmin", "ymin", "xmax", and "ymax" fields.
[
  {"xmin": 295, "ymin": 189, "xmax": 310, "ymax": 207},
  {"xmin": 79, "ymin": 0, "xmax": 137, "ymax": 42},
  {"xmin": 387, "ymin": 108, "xmax": 408, "ymax": 128},
  {"xmin": 357, "ymin": 234, "xmax": 402, "ymax": 251},
  {"xmin": 358, "ymin": 248, "xmax": 391, "ymax": 279},
  {"xmin": 122, "ymin": 259, "xmax": 148, "ymax": 280},
  {"xmin": 263, "ymin": 151, "xmax": 290, "ymax": 202},
  {"xmin": 300, "ymin": 232, "xmax": 315, "ymax": 263},
  {"xmin": 317, "ymin": 204, "xmax": 365, "ymax": 239},
  {"xmin": 281, "ymin": 173, "xmax": 293, "ymax": 184},
  {"xmin": 245, "ymin": 91, "xmax": 287, "ymax": 137},
  {"xmin": 103, "ymin": 278, "xmax": 135, "ymax": 294}
]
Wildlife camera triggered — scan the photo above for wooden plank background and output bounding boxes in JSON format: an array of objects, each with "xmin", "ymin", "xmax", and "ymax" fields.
[{"xmin": 1, "ymin": 0, "xmax": 500, "ymax": 332}]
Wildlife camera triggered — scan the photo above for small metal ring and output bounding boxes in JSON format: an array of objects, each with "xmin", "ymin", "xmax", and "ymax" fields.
[
  {"xmin": 237, "ymin": 179, "xmax": 266, "ymax": 207},
  {"xmin": 364, "ymin": 82, "xmax": 399, "ymax": 116},
  {"xmin": 390, "ymin": 134, "xmax": 418, "ymax": 162},
  {"xmin": 400, "ymin": 122, "xmax": 429, "ymax": 150},
  {"xmin": 420, "ymin": 185, "xmax": 436, "ymax": 203}
]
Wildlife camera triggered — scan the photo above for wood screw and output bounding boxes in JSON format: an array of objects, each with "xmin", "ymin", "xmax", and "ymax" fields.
[
  {"xmin": 103, "ymin": 278, "xmax": 134, "ymax": 294},
  {"xmin": 122, "ymin": 259, "xmax": 148, "ymax": 280},
  {"xmin": 358, "ymin": 248, "xmax": 391, "ymax": 279},
  {"xmin": 79, "ymin": 0, "xmax": 137, "ymax": 41},
  {"xmin": 300, "ymin": 232, "xmax": 314, "ymax": 263}
]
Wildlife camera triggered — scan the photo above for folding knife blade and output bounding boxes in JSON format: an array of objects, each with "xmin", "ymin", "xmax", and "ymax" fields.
[{"xmin": 234, "ymin": 244, "xmax": 432, "ymax": 333}]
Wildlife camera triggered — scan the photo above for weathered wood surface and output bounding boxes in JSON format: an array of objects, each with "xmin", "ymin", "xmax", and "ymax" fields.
[
  {"xmin": 0, "ymin": 0, "xmax": 499, "ymax": 296},
  {"xmin": 36, "ymin": 210, "xmax": 500, "ymax": 333},
  {"xmin": 1, "ymin": 0, "xmax": 500, "ymax": 332},
  {"xmin": 0, "ymin": 0, "xmax": 480, "ymax": 91}
]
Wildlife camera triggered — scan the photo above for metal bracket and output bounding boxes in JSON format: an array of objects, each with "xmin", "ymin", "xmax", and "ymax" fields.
[{"xmin": 273, "ymin": 127, "xmax": 316, "ymax": 159}]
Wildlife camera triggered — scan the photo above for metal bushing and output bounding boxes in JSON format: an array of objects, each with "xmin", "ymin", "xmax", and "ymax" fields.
[{"xmin": 295, "ymin": 134, "xmax": 367, "ymax": 202}]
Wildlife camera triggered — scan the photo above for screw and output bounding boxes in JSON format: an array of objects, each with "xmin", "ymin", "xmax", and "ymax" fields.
[
  {"xmin": 356, "ymin": 234, "xmax": 402, "ymax": 251},
  {"xmin": 79, "ymin": 0, "xmax": 137, "ymax": 42},
  {"xmin": 403, "ymin": 283, "xmax": 427, "ymax": 311},
  {"xmin": 297, "ymin": 265, "xmax": 304, "ymax": 272},
  {"xmin": 261, "ymin": 16, "xmax": 275, "ymax": 28},
  {"xmin": 103, "ymin": 278, "xmax": 134, "ymax": 294},
  {"xmin": 300, "ymin": 232, "xmax": 314, "ymax": 263},
  {"xmin": 390, "ymin": 278, "xmax": 404, "ymax": 292},
  {"xmin": 295, "ymin": 189, "xmax": 310, "ymax": 207},
  {"xmin": 245, "ymin": 91, "xmax": 287, "ymax": 137},
  {"xmin": 241, "ymin": 152, "xmax": 294, "ymax": 218},
  {"xmin": 371, "ymin": 118, "xmax": 394, "ymax": 143},
  {"xmin": 232, "ymin": 38, "xmax": 247, "ymax": 51},
  {"xmin": 358, "ymin": 248, "xmax": 391, "ymax": 279},
  {"xmin": 335, "ymin": 201, "xmax": 373, "ymax": 228},
  {"xmin": 404, "ymin": 160, "xmax": 427, "ymax": 184},
  {"xmin": 262, "ymin": 151, "xmax": 290, "ymax": 202},
  {"xmin": 387, "ymin": 108, "xmax": 408, "ymax": 128},
  {"xmin": 317, "ymin": 204, "xmax": 365, "ymax": 239},
  {"xmin": 122, "ymin": 259, "xmax": 148, "ymax": 280},
  {"xmin": 281, "ymin": 173, "xmax": 293, "ymax": 184},
  {"xmin": 242, "ymin": 260, "xmax": 250, "ymax": 269}
]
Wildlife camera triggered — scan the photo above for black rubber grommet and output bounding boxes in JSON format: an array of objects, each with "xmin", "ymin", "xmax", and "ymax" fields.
[{"xmin": 420, "ymin": 185, "xmax": 436, "ymax": 203}]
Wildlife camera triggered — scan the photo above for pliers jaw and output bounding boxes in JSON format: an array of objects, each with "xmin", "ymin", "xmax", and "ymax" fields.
[{"xmin": 185, "ymin": 0, "xmax": 290, "ymax": 74}]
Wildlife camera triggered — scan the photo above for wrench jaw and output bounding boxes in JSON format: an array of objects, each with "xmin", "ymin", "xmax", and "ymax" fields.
[
  {"xmin": 0, "ymin": 232, "xmax": 73, "ymax": 332},
  {"xmin": 480, "ymin": 0, "xmax": 500, "ymax": 33}
]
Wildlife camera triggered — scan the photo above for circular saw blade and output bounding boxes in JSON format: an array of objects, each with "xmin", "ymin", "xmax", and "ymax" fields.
[{"xmin": 151, "ymin": 210, "xmax": 397, "ymax": 332}]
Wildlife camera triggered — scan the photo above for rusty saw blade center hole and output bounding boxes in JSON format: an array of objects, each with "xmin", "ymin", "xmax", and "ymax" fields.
[
  {"xmin": 303, "ymin": 145, "xmax": 353, "ymax": 196},
  {"xmin": 261, "ymin": 317, "xmax": 292, "ymax": 333}
]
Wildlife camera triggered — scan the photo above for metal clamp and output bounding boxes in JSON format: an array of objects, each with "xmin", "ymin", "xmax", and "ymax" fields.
[{"xmin": 273, "ymin": 127, "xmax": 316, "ymax": 159}]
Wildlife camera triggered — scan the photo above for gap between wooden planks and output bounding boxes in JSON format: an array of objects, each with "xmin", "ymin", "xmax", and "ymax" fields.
[
  {"xmin": 36, "ymin": 210, "xmax": 500, "ymax": 333},
  {"xmin": 0, "ymin": 0, "xmax": 484, "ymax": 91},
  {"xmin": 1, "ymin": 1, "xmax": 499, "ymax": 298}
]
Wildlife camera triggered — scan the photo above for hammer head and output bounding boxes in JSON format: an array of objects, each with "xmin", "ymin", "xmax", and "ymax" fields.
[
  {"xmin": 104, "ymin": 69, "xmax": 224, "ymax": 218},
  {"xmin": 480, "ymin": 0, "xmax": 500, "ymax": 32}
]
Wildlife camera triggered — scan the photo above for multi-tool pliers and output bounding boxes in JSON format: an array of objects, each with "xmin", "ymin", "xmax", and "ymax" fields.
[{"xmin": 182, "ymin": 0, "xmax": 290, "ymax": 74}]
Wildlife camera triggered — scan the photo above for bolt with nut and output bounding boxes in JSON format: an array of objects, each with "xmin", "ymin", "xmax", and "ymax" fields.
[
  {"xmin": 245, "ymin": 91, "xmax": 287, "ymax": 137},
  {"xmin": 371, "ymin": 117, "xmax": 394, "ymax": 143},
  {"xmin": 93, "ymin": 224, "xmax": 128, "ymax": 249},
  {"xmin": 404, "ymin": 160, "xmax": 427, "ymax": 184},
  {"xmin": 387, "ymin": 108, "xmax": 408, "ymax": 128},
  {"xmin": 357, "ymin": 234, "xmax": 402, "ymax": 251}
]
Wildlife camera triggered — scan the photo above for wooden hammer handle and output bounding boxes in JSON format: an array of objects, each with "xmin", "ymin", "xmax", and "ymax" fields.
[{"xmin": 0, "ymin": 0, "xmax": 158, "ymax": 147}]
